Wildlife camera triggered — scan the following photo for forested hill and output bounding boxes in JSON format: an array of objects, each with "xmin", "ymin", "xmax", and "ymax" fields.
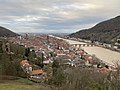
[
  {"xmin": 0, "ymin": 26, "xmax": 18, "ymax": 37},
  {"xmin": 69, "ymin": 16, "xmax": 120, "ymax": 43}
]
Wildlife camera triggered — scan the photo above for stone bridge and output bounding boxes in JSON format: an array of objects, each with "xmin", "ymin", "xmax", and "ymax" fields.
[{"xmin": 72, "ymin": 44, "xmax": 95, "ymax": 48}]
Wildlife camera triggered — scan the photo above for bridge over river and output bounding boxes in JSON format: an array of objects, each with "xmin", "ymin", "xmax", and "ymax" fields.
[
  {"xmin": 49, "ymin": 35, "xmax": 120, "ymax": 65},
  {"xmin": 49, "ymin": 35, "xmax": 94, "ymax": 47},
  {"xmin": 63, "ymin": 39, "xmax": 95, "ymax": 47}
]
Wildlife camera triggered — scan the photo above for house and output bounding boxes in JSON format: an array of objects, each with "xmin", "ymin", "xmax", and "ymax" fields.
[
  {"xmin": 84, "ymin": 56, "xmax": 93, "ymax": 62},
  {"xmin": 29, "ymin": 70, "xmax": 47, "ymax": 82},
  {"xmin": 31, "ymin": 70, "xmax": 43, "ymax": 76},
  {"xmin": 98, "ymin": 66, "xmax": 111, "ymax": 74},
  {"xmin": 113, "ymin": 45, "xmax": 118, "ymax": 49},
  {"xmin": 43, "ymin": 59, "xmax": 53, "ymax": 64},
  {"xmin": 20, "ymin": 60, "xmax": 32, "ymax": 73},
  {"xmin": 20, "ymin": 60, "xmax": 28, "ymax": 66}
]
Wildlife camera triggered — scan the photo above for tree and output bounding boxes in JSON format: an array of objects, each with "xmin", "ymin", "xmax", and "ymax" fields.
[
  {"xmin": 25, "ymin": 48, "xmax": 30, "ymax": 57},
  {"xmin": 0, "ymin": 41, "xmax": 3, "ymax": 53},
  {"xmin": 52, "ymin": 60, "xmax": 60, "ymax": 76}
]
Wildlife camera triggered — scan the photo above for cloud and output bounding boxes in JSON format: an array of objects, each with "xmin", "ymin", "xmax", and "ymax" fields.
[{"xmin": 0, "ymin": 0, "xmax": 119, "ymax": 33}]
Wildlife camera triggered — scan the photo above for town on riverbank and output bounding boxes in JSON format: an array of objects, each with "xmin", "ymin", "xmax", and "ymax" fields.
[
  {"xmin": 7, "ymin": 34, "xmax": 119, "ymax": 81},
  {"xmin": 0, "ymin": 33, "xmax": 119, "ymax": 90}
]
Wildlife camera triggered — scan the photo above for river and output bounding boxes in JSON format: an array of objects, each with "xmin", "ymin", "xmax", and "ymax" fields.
[{"xmin": 49, "ymin": 35, "xmax": 120, "ymax": 65}]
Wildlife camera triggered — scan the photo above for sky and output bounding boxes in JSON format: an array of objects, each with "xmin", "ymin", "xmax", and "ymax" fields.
[{"xmin": 0, "ymin": 0, "xmax": 120, "ymax": 33}]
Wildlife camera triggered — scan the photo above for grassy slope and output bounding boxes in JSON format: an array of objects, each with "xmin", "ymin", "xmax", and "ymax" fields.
[{"xmin": 0, "ymin": 78, "xmax": 51, "ymax": 90}]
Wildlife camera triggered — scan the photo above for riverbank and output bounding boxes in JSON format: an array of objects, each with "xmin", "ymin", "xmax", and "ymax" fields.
[
  {"xmin": 82, "ymin": 47, "xmax": 120, "ymax": 65},
  {"xmin": 49, "ymin": 35, "xmax": 120, "ymax": 65}
]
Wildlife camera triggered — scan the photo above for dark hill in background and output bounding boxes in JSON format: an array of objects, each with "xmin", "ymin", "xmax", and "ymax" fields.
[
  {"xmin": 69, "ymin": 16, "xmax": 120, "ymax": 44},
  {"xmin": 0, "ymin": 26, "xmax": 18, "ymax": 37}
]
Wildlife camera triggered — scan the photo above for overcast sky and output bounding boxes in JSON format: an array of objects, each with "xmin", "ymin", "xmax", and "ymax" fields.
[{"xmin": 0, "ymin": 0, "xmax": 120, "ymax": 33}]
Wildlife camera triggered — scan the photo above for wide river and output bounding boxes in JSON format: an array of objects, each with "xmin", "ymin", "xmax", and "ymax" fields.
[{"xmin": 49, "ymin": 35, "xmax": 120, "ymax": 65}]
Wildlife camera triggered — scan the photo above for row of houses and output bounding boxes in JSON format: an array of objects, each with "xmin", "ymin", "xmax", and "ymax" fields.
[{"xmin": 20, "ymin": 60, "xmax": 47, "ymax": 82}]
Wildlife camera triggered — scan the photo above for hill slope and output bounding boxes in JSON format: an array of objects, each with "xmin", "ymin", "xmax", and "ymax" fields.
[
  {"xmin": 0, "ymin": 26, "xmax": 18, "ymax": 37},
  {"xmin": 69, "ymin": 16, "xmax": 120, "ymax": 43}
]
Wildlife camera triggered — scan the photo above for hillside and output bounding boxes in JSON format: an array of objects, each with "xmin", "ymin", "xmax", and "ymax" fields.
[
  {"xmin": 0, "ymin": 40, "xmax": 25, "ymax": 77},
  {"xmin": 0, "ymin": 26, "xmax": 18, "ymax": 37},
  {"xmin": 69, "ymin": 16, "xmax": 120, "ymax": 44}
]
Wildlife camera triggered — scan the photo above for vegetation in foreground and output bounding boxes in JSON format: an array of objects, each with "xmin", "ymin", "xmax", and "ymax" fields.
[{"xmin": 0, "ymin": 78, "xmax": 52, "ymax": 90}]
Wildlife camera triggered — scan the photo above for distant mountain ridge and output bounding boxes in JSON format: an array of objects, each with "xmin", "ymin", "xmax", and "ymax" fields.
[
  {"xmin": 69, "ymin": 16, "xmax": 120, "ymax": 43},
  {"xmin": 0, "ymin": 26, "xmax": 18, "ymax": 37}
]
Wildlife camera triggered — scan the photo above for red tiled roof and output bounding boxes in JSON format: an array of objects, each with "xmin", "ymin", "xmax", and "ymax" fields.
[
  {"xmin": 31, "ymin": 70, "xmax": 43, "ymax": 75},
  {"xmin": 99, "ymin": 67, "xmax": 111, "ymax": 73},
  {"xmin": 20, "ymin": 60, "xmax": 28, "ymax": 65}
]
